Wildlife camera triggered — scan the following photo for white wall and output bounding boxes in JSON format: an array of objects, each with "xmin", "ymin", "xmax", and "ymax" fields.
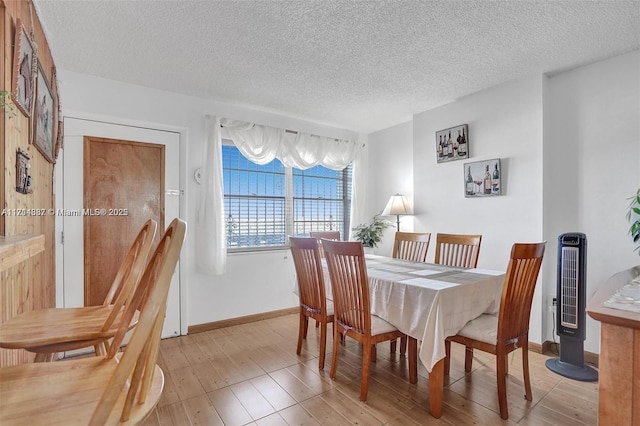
[
  {"xmin": 57, "ymin": 70, "xmax": 360, "ymax": 328},
  {"xmin": 412, "ymin": 76, "xmax": 545, "ymax": 269},
  {"xmin": 412, "ymin": 76, "xmax": 546, "ymax": 342},
  {"xmin": 365, "ymin": 51, "xmax": 640, "ymax": 353},
  {"xmin": 367, "ymin": 121, "xmax": 414, "ymax": 256},
  {"xmin": 543, "ymin": 50, "xmax": 640, "ymax": 353}
]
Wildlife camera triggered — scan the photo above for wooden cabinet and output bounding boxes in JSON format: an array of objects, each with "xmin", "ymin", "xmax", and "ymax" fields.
[
  {"xmin": 587, "ymin": 266, "xmax": 640, "ymax": 425},
  {"xmin": 0, "ymin": 234, "xmax": 45, "ymax": 270},
  {"xmin": 0, "ymin": 234, "xmax": 45, "ymax": 366}
]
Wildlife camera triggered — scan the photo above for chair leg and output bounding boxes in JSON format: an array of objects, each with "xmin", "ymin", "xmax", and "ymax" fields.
[
  {"xmin": 94, "ymin": 343, "xmax": 106, "ymax": 357},
  {"xmin": 464, "ymin": 346, "xmax": 474, "ymax": 372},
  {"xmin": 34, "ymin": 353, "xmax": 48, "ymax": 362},
  {"xmin": 302, "ymin": 316, "xmax": 309, "ymax": 339},
  {"xmin": 315, "ymin": 319, "xmax": 320, "ymax": 328},
  {"xmin": 444, "ymin": 339, "xmax": 451, "ymax": 375},
  {"xmin": 496, "ymin": 353, "xmax": 509, "ymax": 420},
  {"xmin": 330, "ymin": 327, "xmax": 340, "ymax": 379},
  {"xmin": 371, "ymin": 344, "xmax": 377, "ymax": 362},
  {"xmin": 296, "ymin": 312, "xmax": 306, "ymax": 355},
  {"xmin": 319, "ymin": 321, "xmax": 327, "ymax": 370},
  {"xmin": 522, "ymin": 346, "xmax": 532, "ymax": 401},
  {"xmin": 390, "ymin": 339, "xmax": 397, "ymax": 353},
  {"xmin": 400, "ymin": 336, "xmax": 407, "ymax": 356},
  {"xmin": 360, "ymin": 342, "xmax": 372, "ymax": 401},
  {"xmin": 408, "ymin": 337, "xmax": 418, "ymax": 384}
]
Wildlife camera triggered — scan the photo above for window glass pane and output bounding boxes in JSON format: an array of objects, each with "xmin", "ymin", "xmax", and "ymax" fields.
[
  {"xmin": 222, "ymin": 145, "xmax": 351, "ymax": 250},
  {"xmin": 292, "ymin": 164, "xmax": 351, "ymax": 239},
  {"xmin": 223, "ymin": 145, "xmax": 286, "ymax": 248}
]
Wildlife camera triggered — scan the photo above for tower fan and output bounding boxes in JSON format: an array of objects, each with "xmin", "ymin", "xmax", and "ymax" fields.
[{"xmin": 545, "ymin": 233, "xmax": 598, "ymax": 381}]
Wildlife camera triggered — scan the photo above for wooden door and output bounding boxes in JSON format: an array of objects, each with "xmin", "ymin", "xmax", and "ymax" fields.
[
  {"xmin": 83, "ymin": 137, "xmax": 164, "ymax": 306},
  {"xmin": 62, "ymin": 117, "xmax": 181, "ymax": 340}
]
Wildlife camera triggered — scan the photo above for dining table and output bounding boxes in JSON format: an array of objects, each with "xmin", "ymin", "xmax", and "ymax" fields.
[{"xmin": 321, "ymin": 254, "xmax": 506, "ymax": 418}]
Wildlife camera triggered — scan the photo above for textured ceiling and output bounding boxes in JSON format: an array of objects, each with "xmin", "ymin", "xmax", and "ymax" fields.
[{"xmin": 33, "ymin": 0, "xmax": 640, "ymax": 134}]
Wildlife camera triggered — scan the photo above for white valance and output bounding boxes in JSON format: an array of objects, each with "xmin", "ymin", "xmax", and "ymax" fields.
[{"xmin": 221, "ymin": 118, "xmax": 359, "ymax": 170}]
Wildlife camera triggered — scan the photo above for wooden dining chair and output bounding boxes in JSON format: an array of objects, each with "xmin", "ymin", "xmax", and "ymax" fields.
[
  {"xmin": 310, "ymin": 230, "xmax": 340, "ymax": 258},
  {"xmin": 444, "ymin": 242, "xmax": 546, "ymax": 420},
  {"xmin": 0, "ymin": 218, "xmax": 186, "ymax": 425},
  {"xmin": 0, "ymin": 219, "xmax": 157, "ymax": 361},
  {"xmin": 392, "ymin": 231, "xmax": 431, "ymax": 263},
  {"xmin": 322, "ymin": 238, "xmax": 418, "ymax": 402},
  {"xmin": 434, "ymin": 233, "xmax": 482, "ymax": 268},
  {"xmin": 389, "ymin": 231, "xmax": 431, "ymax": 354},
  {"xmin": 289, "ymin": 236, "xmax": 334, "ymax": 370}
]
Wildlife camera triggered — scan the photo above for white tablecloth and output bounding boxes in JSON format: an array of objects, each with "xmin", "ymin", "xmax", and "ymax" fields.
[{"xmin": 322, "ymin": 254, "xmax": 505, "ymax": 372}]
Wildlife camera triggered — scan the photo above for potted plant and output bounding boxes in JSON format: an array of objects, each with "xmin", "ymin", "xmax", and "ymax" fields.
[
  {"xmin": 627, "ymin": 188, "xmax": 640, "ymax": 256},
  {"xmin": 352, "ymin": 214, "xmax": 391, "ymax": 249}
]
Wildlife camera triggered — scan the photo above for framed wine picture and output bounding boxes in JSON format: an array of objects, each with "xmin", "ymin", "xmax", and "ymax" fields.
[
  {"xmin": 464, "ymin": 159, "xmax": 501, "ymax": 197},
  {"xmin": 436, "ymin": 124, "xmax": 468, "ymax": 163}
]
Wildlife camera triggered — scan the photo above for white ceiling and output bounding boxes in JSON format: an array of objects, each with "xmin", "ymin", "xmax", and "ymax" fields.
[{"xmin": 33, "ymin": 0, "xmax": 639, "ymax": 134}]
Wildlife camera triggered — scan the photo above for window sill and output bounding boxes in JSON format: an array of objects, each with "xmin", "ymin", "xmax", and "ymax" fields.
[{"xmin": 227, "ymin": 246, "xmax": 289, "ymax": 255}]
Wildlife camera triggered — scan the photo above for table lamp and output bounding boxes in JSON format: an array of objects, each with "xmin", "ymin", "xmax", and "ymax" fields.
[{"xmin": 382, "ymin": 194, "xmax": 413, "ymax": 231}]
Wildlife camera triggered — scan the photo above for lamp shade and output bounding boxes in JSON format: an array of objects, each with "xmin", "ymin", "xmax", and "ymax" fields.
[{"xmin": 382, "ymin": 194, "xmax": 413, "ymax": 216}]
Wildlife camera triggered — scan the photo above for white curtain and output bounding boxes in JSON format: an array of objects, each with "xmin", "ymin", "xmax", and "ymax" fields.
[
  {"xmin": 195, "ymin": 116, "xmax": 362, "ymax": 275},
  {"xmin": 221, "ymin": 119, "xmax": 359, "ymax": 170},
  {"xmin": 349, "ymin": 136, "xmax": 368, "ymax": 240},
  {"xmin": 195, "ymin": 115, "xmax": 227, "ymax": 275}
]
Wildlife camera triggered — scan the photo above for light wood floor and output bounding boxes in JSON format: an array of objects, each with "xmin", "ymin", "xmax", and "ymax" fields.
[{"xmin": 141, "ymin": 314, "xmax": 598, "ymax": 425}]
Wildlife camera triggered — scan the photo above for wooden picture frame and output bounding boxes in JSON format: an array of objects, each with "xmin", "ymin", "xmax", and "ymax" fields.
[
  {"xmin": 33, "ymin": 61, "xmax": 56, "ymax": 163},
  {"xmin": 16, "ymin": 148, "xmax": 32, "ymax": 194},
  {"xmin": 54, "ymin": 119, "xmax": 63, "ymax": 160},
  {"xmin": 11, "ymin": 19, "xmax": 37, "ymax": 117},
  {"xmin": 464, "ymin": 158, "xmax": 501, "ymax": 197},
  {"xmin": 436, "ymin": 124, "xmax": 468, "ymax": 163}
]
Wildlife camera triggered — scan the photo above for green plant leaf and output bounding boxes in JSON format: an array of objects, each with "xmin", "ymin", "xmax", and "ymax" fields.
[{"xmin": 352, "ymin": 214, "xmax": 391, "ymax": 248}]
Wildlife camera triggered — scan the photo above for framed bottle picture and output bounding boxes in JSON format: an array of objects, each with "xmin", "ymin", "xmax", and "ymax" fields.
[
  {"xmin": 464, "ymin": 159, "xmax": 501, "ymax": 197},
  {"xmin": 436, "ymin": 124, "xmax": 468, "ymax": 163}
]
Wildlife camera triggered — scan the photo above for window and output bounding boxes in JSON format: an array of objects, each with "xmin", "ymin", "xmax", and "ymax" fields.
[{"xmin": 223, "ymin": 144, "xmax": 351, "ymax": 250}]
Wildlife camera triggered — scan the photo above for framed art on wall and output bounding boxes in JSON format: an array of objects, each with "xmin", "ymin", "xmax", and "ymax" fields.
[
  {"xmin": 464, "ymin": 158, "xmax": 501, "ymax": 197},
  {"xmin": 436, "ymin": 124, "xmax": 468, "ymax": 163},
  {"xmin": 33, "ymin": 62, "xmax": 56, "ymax": 163},
  {"xmin": 11, "ymin": 19, "xmax": 37, "ymax": 117}
]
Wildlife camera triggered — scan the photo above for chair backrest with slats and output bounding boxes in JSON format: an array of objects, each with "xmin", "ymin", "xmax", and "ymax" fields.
[
  {"xmin": 91, "ymin": 218, "xmax": 186, "ymax": 425},
  {"xmin": 322, "ymin": 239, "xmax": 371, "ymax": 336},
  {"xmin": 392, "ymin": 232, "xmax": 431, "ymax": 263},
  {"xmin": 434, "ymin": 233, "xmax": 482, "ymax": 268},
  {"xmin": 103, "ymin": 219, "xmax": 158, "ymax": 307},
  {"xmin": 289, "ymin": 237, "xmax": 328, "ymax": 319},
  {"xmin": 100, "ymin": 219, "xmax": 158, "ymax": 333},
  {"xmin": 310, "ymin": 231, "xmax": 341, "ymax": 258},
  {"xmin": 496, "ymin": 242, "xmax": 545, "ymax": 345},
  {"xmin": 310, "ymin": 231, "xmax": 341, "ymax": 241}
]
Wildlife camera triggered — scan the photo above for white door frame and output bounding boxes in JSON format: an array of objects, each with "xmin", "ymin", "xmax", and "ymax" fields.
[{"xmin": 55, "ymin": 110, "xmax": 189, "ymax": 336}]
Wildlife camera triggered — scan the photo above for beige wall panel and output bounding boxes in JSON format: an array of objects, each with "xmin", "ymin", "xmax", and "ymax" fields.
[{"xmin": 1, "ymin": 0, "xmax": 57, "ymax": 366}]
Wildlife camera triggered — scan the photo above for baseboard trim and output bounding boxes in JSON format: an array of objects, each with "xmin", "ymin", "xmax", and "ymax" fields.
[
  {"xmin": 537, "ymin": 340, "xmax": 599, "ymax": 368},
  {"xmin": 188, "ymin": 307, "xmax": 298, "ymax": 334},
  {"xmin": 529, "ymin": 341, "xmax": 545, "ymax": 354}
]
